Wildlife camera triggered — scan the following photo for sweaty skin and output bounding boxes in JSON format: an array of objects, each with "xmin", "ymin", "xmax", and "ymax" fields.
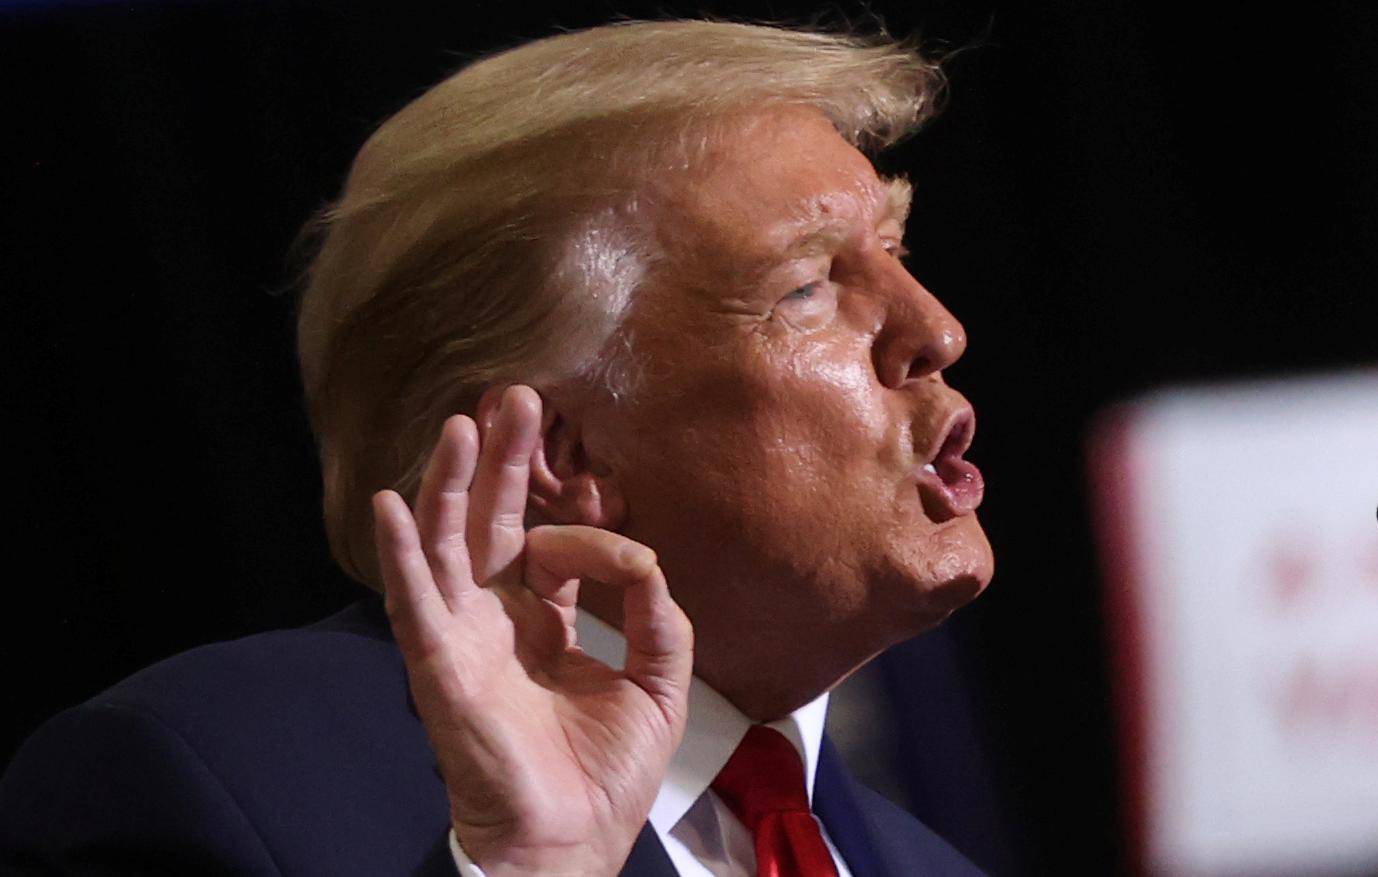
[
  {"xmin": 573, "ymin": 106, "xmax": 994, "ymax": 720},
  {"xmin": 375, "ymin": 105, "xmax": 994, "ymax": 874}
]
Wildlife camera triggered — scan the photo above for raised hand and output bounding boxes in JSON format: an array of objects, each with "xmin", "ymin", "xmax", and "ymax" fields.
[{"xmin": 371, "ymin": 385, "xmax": 693, "ymax": 877}]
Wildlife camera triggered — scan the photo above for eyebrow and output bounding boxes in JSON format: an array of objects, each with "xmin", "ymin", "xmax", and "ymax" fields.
[
  {"xmin": 775, "ymin": 175, "xmax": 914, "ymax": 262},
  {"xmin": 882, "ymin": 175, "xmax": 914, "ymax": 226}
]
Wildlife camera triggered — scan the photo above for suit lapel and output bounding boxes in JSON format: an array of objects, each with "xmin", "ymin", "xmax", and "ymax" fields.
[
  {"xmin": 815, "ymin": 735, "xmax": 988, "ymax": 877},
  {"xmin": 814, "ymin": 736, "xmax": 890, "ymax": 877},
  {"xmin": 618, "ymin": 822, "xmax": 679, "ymax": 877}
]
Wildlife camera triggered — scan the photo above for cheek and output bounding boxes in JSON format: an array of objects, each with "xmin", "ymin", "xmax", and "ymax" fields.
[
  {"xmin": 732, "ymin": 369, "xmax": 906, "ymax": 554},
  {"xmin": 759, "ymin": 344, "xmax": 892, "ymax": 455},
  {"xmin": 612, "ymin": 331, "xmax": 899, "ymax": 532},
  {"xmin": 796, "ymin": 406, "xmax": 908, "ymax": 506}
]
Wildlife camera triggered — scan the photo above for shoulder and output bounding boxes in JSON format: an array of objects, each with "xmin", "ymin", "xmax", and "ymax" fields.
[
  {"xmin": 1, "ymin": 692, "xmax": 283, "ymax": 874},
  {"xmin": 55, "ymin": 597, "xmax": 419, "ymax": 784},
  {"xmin": 83, "ymin": 597, "xmax": 408, "ymax": 740},
  {"xmin": 1, "ymin": 598, "xmax": 454, "ymax": 876}
]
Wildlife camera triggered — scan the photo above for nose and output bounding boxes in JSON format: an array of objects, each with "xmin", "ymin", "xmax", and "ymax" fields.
[{"xmin": 871, "ymin": 271, "xmax": 968, "ymax": 389}]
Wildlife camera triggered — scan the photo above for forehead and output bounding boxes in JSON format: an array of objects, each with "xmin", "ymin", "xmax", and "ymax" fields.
[{"xmin": 645, "ymin": 107, "xmax": 904, "ymax": 281}]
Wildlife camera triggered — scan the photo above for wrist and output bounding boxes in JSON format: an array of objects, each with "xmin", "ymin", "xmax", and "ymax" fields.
[{"xmin": 455, "ymin": 829, "xmax": 628, "ymax": 877}]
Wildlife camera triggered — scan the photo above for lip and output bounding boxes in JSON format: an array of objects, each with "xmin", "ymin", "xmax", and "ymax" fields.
[{"xmin": 915, "ymin": 407, "xmax": 984, "ymax": 521}]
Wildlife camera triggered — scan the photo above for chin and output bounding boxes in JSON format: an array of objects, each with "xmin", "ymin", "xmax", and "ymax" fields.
[{"xmin": 879, "ymin": 514, "xmax": 994, "ymax": 633}]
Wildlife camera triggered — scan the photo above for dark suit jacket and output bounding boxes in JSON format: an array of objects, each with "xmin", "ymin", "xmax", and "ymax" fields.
[{"xmin": 0, "ymin": 598, "xmax": 986, "ymax": 876}]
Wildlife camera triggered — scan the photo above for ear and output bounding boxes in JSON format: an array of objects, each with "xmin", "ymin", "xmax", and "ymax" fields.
[{"xmin": 475, "ymin": 385, "xmax": 627, "ymax": 530}]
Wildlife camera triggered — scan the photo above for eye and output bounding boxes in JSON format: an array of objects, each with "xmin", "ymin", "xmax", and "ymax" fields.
[
  {"xmin": 882, "ymin": 240, "xmax": 911, "ymax": 260},
  {"xmin": 771, "ymin": 278, "xmax": 837, "ymax": 332},
  {"xmin": 783, "ymin": 281, "xmax": 823, "ymax": 301}
]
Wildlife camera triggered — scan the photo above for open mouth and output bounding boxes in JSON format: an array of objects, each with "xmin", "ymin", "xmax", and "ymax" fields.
[{"xmin": 916, "ymin": 409, "xmax": 985, "ymax": 521}]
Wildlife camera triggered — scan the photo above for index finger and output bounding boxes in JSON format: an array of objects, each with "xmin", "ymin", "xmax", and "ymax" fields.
[
  {"xmin": 525, "ymin": 526, "xmax": 693, "ymax": 714},
  {"xmin": 373, "ymin": 489, "xmax": 448, "ymax": 655}
]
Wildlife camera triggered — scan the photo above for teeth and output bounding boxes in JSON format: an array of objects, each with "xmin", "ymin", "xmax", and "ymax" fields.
[{"xmin": 922, "ymin": 463, "xmax": 938, "ymax": 475}]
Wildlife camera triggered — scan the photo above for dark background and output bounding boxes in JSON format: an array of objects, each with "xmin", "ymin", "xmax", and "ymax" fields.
[{"xmin": 3, "ymin": 1, "xmax": 1375, "ymax": 874}]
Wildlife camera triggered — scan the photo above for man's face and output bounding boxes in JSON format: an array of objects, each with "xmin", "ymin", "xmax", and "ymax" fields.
[{"xmin": 581, "ymin": 106, "xmax": 994, "ymax": 695}]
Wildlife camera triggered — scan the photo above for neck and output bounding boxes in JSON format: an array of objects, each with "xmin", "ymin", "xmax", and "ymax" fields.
[
  {"xmin": 579, "ymin": 579, "xmax": 886, "ymax": 722},
  {"xmin": 693, "ymin": 621, "xmax": 883, "ymax": 722}
]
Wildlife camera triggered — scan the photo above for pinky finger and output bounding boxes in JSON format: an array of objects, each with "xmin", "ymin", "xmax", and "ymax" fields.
[{"xmin": 373, "ymin": 490, "xmax": 448, "ymax": 653}]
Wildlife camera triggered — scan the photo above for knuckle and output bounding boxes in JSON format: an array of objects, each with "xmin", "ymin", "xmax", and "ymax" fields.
[
  {"xmin": 491, "ymin": 511, "xmax": 526, "ymax": 533},
  {"xmin": 676, "ymin": 606, "xmax": 694, "ymax": 639},
  {"xmin": 430, "ymin": 552, "xmax": 469, "ymax": 581},
  {"xmin": 435, "ymin": 483, "xmax": 468, "ymax": 501},
  {"xmin": 421, "ymin": 533, "xmax": 455, "ymax": 559}
]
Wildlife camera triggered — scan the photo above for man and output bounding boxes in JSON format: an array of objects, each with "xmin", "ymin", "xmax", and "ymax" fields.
[{"xmin": 1, "ymin": 19, "xmax": 993, "ymax": 876}]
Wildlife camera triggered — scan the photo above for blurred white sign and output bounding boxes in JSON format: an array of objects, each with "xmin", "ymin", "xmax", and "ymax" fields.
[{"xmin": 1090, "ymin": 370, "xmax": 1378, "ymax": 877}]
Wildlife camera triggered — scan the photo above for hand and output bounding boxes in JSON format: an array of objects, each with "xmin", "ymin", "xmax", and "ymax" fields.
[{"xmin": 371, "ymin": 385, "xmax": 693, "ymax": 877}]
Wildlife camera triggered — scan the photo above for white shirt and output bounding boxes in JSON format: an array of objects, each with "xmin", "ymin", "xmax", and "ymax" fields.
[{"xmin": 450, "ymin": 609, "xmax": 853, "ymax": 876}]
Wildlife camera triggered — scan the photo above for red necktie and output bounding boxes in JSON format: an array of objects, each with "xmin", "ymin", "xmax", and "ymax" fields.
[{"xmin": 710, "ymin": 725, "xmax": 841, "ymax": 877}]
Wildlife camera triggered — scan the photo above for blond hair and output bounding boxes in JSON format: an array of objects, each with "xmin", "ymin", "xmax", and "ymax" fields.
[{"xmin": 296, "ymin": 18, "xmax": 946, "ymax": 588}]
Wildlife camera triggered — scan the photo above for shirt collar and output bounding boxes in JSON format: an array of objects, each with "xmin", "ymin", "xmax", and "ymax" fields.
[{"xmin": 574, "ymin": 608, "xmax": 831, "ymax": 834}]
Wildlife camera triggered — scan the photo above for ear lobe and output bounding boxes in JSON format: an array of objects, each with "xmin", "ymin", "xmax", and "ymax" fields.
[{"xmin": 529, "ymin": 407, "xmax": 627, "ymax": 530}]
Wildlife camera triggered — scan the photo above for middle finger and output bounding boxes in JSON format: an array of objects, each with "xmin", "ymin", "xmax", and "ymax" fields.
[
  {"xmin": 467, "ymin": 384, "xmax": 542, "ymax": 583},
  {"xmin": 413, "ymin": 413, "xmax": 481, "ymax": 607}
]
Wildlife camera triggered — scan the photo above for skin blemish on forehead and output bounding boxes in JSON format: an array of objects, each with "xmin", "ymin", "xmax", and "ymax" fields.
[{"xmin": 756, "ymin": 174, "xmax": 914, "ymax": 273}]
